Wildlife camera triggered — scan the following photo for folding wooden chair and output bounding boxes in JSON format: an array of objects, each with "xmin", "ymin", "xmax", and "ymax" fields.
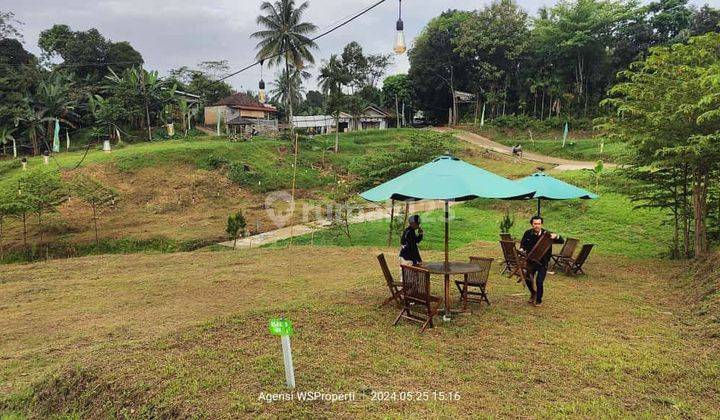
[
  {"xmin": 455, "ymin": 257, "xmax": 493, "ymax": 310},
  {"xmin": 561, "ymin": 244, "xmax": 594, "ymax": 276},
  {"xmin": 377, "ymin": 253, "xmax": 403, "ymax": 308},
  {"xmin": 500, "ymin": 240, "xmax": 520, "ymax": 275},
  {"xmin": 521, "ymin": 233, "xmax": 554, "ymax": 292},
  {"xmin": 394, "ymin": 265, "xmax": 442, "ymax": 333},
  {"xmin": 550, "ymin": 238, "xmax": 579, "ymax": 271},
  {"xmin": 500, "ymin": 233, "xmax": 513, "ymax": 242}
]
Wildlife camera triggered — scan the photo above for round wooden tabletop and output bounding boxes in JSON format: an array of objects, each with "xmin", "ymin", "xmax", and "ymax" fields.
[{"xmin": 424, "ymin": 262, "xmax": 481, "ymax": 275}]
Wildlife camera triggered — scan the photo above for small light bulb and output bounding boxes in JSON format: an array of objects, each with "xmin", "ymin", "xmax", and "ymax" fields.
[
  {"xmin": 394, "ymin": 19, "xmax": 407, "ymax": 55},
  {"xmin": 259, "ymin": 79, "xmax": 266, "ymax": 104}
]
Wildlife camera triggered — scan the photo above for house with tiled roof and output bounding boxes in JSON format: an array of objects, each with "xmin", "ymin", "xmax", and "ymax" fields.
[{"xmin": 204, "ymin": 92, "xmax": 278, "ymax": 133}]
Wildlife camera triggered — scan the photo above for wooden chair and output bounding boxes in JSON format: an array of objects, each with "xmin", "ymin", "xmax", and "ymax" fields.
[
  {"xmin": 500, "ymin": 240, "xmax": 521, "ymax": 275},
  {"xmin": 518, "ymin": 233, "xmax": 554, "ymax": 292},
  {"xmin": 500, "ymin": 233, "xmax": 513, "ymax": 242},
  {"xmin": 377, "ymin": 254, "xmax": 403, "ymax": 308},
  {"xmin": 550, "ymin": 238, "xmax": 579, "ymax": 271},
  {"xmin": 455, "ymin": 257, "xmax": 494, "ymax": 310},
  {"xmin": 561, "ymin": 244, "xmax": 594, "ymax": 276},
  {"xmin": 394, "ymin": 265, "xmax": 442, "ymax": 333}
]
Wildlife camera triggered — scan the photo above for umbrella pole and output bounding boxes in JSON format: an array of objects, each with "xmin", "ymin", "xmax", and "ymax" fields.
[
  {"xmin": 387, "ymin": 199, "xmax": 395, "ymax": 246},
  {"xmin": 444, "ymin": 200, "xmax": 449, "ymax": 266},
  {"xmin": 537, "ymin": 198, "xmax": 541, "ymax": 217}
]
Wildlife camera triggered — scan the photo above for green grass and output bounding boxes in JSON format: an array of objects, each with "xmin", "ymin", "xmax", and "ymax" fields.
[
  {"xmin": 272, "ymin": 170, "xmax": 669, "ymax": 259},
  {"xmin": 462, "ymin": 125, "xmax": 627, "ymax": 163},
  {"xmin": 1, "ymin": 246, "xmax": 717, "ymax": 417},
  {"xmin": 0, "ymin": 129, "xmax": 425, "ymax": 194}
]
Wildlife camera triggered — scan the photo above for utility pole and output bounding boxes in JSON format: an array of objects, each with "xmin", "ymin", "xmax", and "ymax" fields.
[{"xmin": 395, "ymin": 95, "xmax": 401, "ymax": 128}]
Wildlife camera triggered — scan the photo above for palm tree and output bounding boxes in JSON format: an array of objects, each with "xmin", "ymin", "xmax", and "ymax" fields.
[
  {"xmin": 252, "ymin": 0, "xmax": 318, "ymax": 127},
  {"xmin": 270, "ymin": 65, "xmax": 309, "ymax": 113},
  {"xmin": 318, "ymin": 55, "xmax": 350, "ymax": 152}
]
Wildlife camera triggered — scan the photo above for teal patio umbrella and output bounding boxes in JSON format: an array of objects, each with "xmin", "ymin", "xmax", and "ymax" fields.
[
  {"xmin": 360, "ymin": 155, "xmax": 535, "ymax": 265},
  {"xmin": 515, "ymin": 172, "xmax": 598, "ymax": 216}
]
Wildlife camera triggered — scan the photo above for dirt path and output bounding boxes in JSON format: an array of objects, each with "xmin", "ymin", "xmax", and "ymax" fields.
[
  {"xmin": 218, "ymin": 200, "xmax": 451, "ymax": 249},
  {"xmin": 435, "ymin": 127, "xmax": 615, "ymax": 171}
]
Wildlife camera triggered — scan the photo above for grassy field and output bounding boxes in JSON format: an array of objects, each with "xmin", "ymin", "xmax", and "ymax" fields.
[
  {"xmin": 460, "ymin": 125, "xmax": 627, "ymax": 163},
  {"xmin": 0, "ymin": 129, "xmax": 542, "ymax": 262},
  {"xmin": 276, "ymin": 166, "xmax": 668, "ymax": 259},
  {"xmin": 1, "ymin": 128, "xmax": 718, "ymax": 417},
  {"xmin": 1, "ymin": 244, "xmax": 718, "ymax": 417}
]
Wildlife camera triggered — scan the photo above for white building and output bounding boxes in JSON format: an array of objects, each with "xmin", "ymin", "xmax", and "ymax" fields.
[{"xmin": 292, "ymin": 106, "xmax": 394, "ymax": 133}]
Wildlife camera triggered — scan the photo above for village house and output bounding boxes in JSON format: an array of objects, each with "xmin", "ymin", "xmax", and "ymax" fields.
[
  {"xmin": 292, "ymin": 105, "xmax": 396, "ymax": 133},
  {"xmin": 204, "ymin": 92, "xmax": 279, "ymax": 134}
]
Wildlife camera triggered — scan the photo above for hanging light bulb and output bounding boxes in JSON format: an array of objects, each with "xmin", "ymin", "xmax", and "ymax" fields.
[
  {"xmin": 258, "ymin": 59, "xmax": 267, "ymax": 104},
  {"xmin": 393, "ymin": 0, "xmax": 407, "ymax": 55}
]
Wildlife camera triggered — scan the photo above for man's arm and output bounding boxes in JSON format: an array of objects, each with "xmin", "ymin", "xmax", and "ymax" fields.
[{"xmin": 550, "ymin": 233, "xmax": 564, "ymax": 244}]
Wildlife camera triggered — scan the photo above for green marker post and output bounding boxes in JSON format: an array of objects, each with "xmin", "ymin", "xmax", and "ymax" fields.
[{"xmin": 269, "ymin": 318, "xmax": 295, "ymax": 389}]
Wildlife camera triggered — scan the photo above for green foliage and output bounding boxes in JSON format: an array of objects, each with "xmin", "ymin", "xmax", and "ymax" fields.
[
  {"xmin": 226, "ymin": 211, "xmax": 247, "ymax": 247},
  {"xmin": 349, "ymin": 131, "xmax": 457, "ymax": 189},
  {"xmin": 38, "ymin": 24, "xmax": 143, "ymax": 81},
  {"xmin": 70, "ymin": 174, "xmax": 118, "ymax": 244},
  {"xmin": 499, "ymin": 210, "xmax": 515, "ymax": 233},
  {"xmin": 599, "ymin": 32, "xmax": 720, "ymax": 256}
]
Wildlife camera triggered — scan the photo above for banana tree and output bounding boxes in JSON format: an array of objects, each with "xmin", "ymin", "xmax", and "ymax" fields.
[
  {"xmin": 0, "ymin": 127, "xmax": 17, "ymax": 158},
  {"xmin": 36, "ymin": 73, "xmax": 78, "ymax": 148}
]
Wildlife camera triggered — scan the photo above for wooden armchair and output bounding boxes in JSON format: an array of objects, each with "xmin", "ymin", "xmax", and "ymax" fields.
[
  {"xmin": 561, "ymin": 244, "xmax": 594, "ymax": 276},
  {"xmin": 550, "ymin": 238, "xmax": 579, "ymax": 271},
  {"xmin": 455, "ymin": 257, "xmax": 494, "ymax": 310},
  {"xmin": 394, "ymin": 265, "xmax": 442, "ymax": 333},
  {"xmin": 377, "ymin": 254, "xmax": 403, "ymax": 308}
]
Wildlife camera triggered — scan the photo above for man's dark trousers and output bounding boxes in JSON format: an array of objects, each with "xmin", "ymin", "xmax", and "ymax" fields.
[{"xmin": 525, "ymin": 263, "xmax": 548, "ymax": 303}]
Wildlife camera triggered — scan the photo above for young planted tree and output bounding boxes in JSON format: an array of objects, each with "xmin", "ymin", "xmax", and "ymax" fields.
[
  {"xmin": 0, "ymin": 187, "xmax": 18, "ymax": 260},
  {"xmin": 252, "ymin": 0, "xmax": 318, "ymax": 128},
  {"xmin": 18, "ymin": 170, "xmax": 67, "ymax": 252},
  {"xmin": 70, "ymin": 174, "xmax": 118, "ymax": 246},
  {"xmin": 227, "ymin": 211, "xmax": 247, "ymax": 249},
  {"xmin": 599, "ymin": 33, "xmax": 720, "ymax": 257}
]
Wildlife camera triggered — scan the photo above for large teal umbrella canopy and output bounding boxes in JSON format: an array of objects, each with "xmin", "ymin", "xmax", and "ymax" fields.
[
  {"xmin": 515, "ymin": 172, "xmax": 598, "ymax": 216},
  {"xmin": 360, "ymin": 155, "xmax": 535, "ymax": 202},
  {"xmin": 360, "ymin": 155, "xmax": 535, "ymax": 265}
]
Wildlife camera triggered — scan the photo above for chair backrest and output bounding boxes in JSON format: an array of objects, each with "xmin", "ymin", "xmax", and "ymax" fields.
[
  {"xmin": 500, "ymin": 233, "xmax": 513, "ymax": 242},
  {"xmin": 500, "ymin": 241, "xmax": 519, "ymax": 263},
  {"xmin": 559, "ymin": 238, "xmax": 579, "ymax": 258},
  {"xmin": 377, "ymin": 253, "xmax": 395, "ymax": 287},
  {"xmin": 467, "ymin": 257, "xmax": 493, "ymax": 285},
  {"xmin": 526, "ymin": 232, "xmax": 553, "ymax": 264},
  {"xmin": 400, "ymin": 265, "xmax": 431, "ymax": 306},
  {"xmin": 573, "ymin": 244, "xmax": 594, "ymax": 267}
]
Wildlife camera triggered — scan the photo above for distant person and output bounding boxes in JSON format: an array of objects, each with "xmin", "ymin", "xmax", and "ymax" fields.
[
  {"xmin": 512, "ymin": 144, "xmax": 523, "ymax": 158},
  {"xmin": 399, "ymin": 215, "xmax": 424, "ymax": 266},
  {"xmin": 519, "ymin": 216, "xmax": 564, "ymax": 306}
]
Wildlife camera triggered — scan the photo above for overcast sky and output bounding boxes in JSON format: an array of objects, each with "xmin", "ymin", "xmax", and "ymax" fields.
[{"xmin": 5, "ymin": 0, "xmax": 719, "ymax": 92}]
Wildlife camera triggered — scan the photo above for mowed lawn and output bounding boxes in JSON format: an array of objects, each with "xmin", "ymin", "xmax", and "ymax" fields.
[{"xmin": 1, "ymin": 244, "xmax": 718, "ymax": 417}]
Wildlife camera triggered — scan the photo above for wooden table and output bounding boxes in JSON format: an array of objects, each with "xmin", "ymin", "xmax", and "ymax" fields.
[{"xmin": 424, "ymin": 262, "xmax": 482, "ymax": 320}]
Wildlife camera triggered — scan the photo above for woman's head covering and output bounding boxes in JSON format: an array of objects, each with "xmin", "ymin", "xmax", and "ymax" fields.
[{"xmin": 409, "ymin": 215, "xmax": 421, "ymax": 225}]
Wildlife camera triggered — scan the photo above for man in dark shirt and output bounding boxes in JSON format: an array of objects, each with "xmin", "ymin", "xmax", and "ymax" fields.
[
  {"xmin": 399, "ymin": 215, "xmax": 423, "ymax": 266},
  {"xmin": 520, "ymin": 216, "xmax": 564, "ymax": 306}
]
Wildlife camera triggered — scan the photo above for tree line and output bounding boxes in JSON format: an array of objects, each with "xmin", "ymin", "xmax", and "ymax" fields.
[
  {"xmin": 0, "ymin": 14, "xmax": 236, "ymax": 156},
  {"xmin": 409, "ymin": 0, "xmax": 720, "ymax": 124}
]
